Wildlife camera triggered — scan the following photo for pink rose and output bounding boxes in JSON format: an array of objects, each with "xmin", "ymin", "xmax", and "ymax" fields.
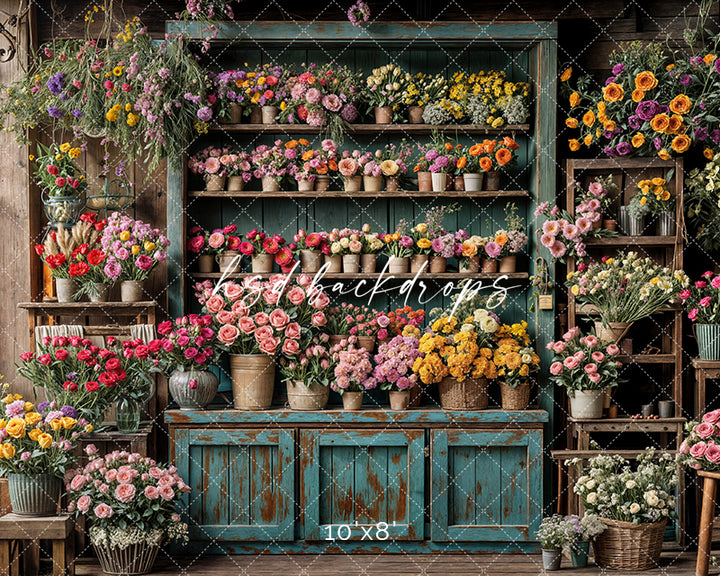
[
  {"xmin": 700, "ymin": 296, "xmax": 713, "ymax": 307},
  {"xmin": 84, "ymin": 444, "xmax": 98, "ymax": 456},
  {"xmin": 311, "ymin": 292, "xmax": 330, "ymax": 310},
  {"xmin": 254, "ymin": 312, "xmax": 270, "ymax": 326},
  {"xmin": 159, "ymin": 486, "xmax": 175, "ymax": 501},
  {"xmin": 311, "ymin": 312, "xmax": 327, "ymax": 327},
  {"xmin": 231, "ymin": 301, "xmax": 249, "ymax": 317},
  {"xmin": 706, "ymin": 442, "xmax": 720, "ymax": 463},
  {"xmin": 99, "ymin": 483, "xmax": 109, "ymax": 494},
  {"xmin": 269, "ymin": 309, "xmax": 290, "ymax": 329},
  {"xmin": 259, "ymin": 338, "xmax": 278, "ymax": 355},
  {"xmin": 77, "ymin": 495, "xmax": 92, "ymax": 513},
  {"xmin": 696, "ymin": 422, "xmax": 716, "ymax": 439},
  {"xmin": 116, "ymin": 469, "xmax": 134, "ymax": 484},
  {"xmin": 297, "ymin": 274, "xmax": 312, "ymax": 287},
  {"xmin": 94, "ymin": 503, "xmax": 114, "ymax": 519},
  {"xmin": 255, "ymin": 326, "xmax": 274, "ymax": 343},
  {"xmin": 282, "ymin": 339, "xmax": 300, "ymax": 355},
  {"xmin": 606, "ymin": 344, "xmax": 620, "ymax": 355},
  {"xmin": 70, "ymin": 474, "xmax": 86, "ymax": 491},
  {"xmin": 115, "ymin": 483, "xmax": 136, "ymax": 503},
  {"xmin": 287, "ymin": 286, "xmax": 306, "ymax": 305},
  {"xmin": 218, "ymin": 324, "xmax": 240, "ymax": 345},
  {"xmin": 679, "ymin": 440, "xmax": 691, "ymax": 454},
  {"xmin": 105, "ymin": 469, "xmax": 117, "ymax": 483},
  {"xmin": 563, "ymin": 327, "xmax": 580, "ymax": 341},
  {"xmin": 591, "ymin": 351, "xmax": 605, "ymax": 362},
  {"xmin": 238, "ymin": 317, "xmax": 256, "ymax": 334},
  {"xmin": 550, "ymin": 362, "xmax": 563, "ymax": 375},
  {"xmin": 205, "ymin": 294, "xmax": 225, "ymax": 314},
  {"xmin": 284, "ymin": 323, "xmax": 301, "ymax": 339},
  {"xmin": 216, "ymin": 310, "xmax": 236, "ymax": 325},
  {"xmin": 223, "ymin": 282, "xmax": 244, "ymax": 302},
  {"xmin": 583, "ymin": 363, "xmax": 598, "ymax": 374},
  {"xmin": 704, "ymin": 410, "xmax": 720, "ymax": 424},
  {"xmin": 563, "ymin": 356, "xmax": 579, "ymax": 370},
  {"xmin": 148, "ymin": 467, "xmax": 163, "ymax": 479},
  {"xmin": 263, "ymin": 290, "xmax": 280, "ymax": 305},
  {"xmin": 158, "ymin": 475, "xmax": 175, "ymax": 487},
  {"xmin": 144, "ymin": 485, "xmax": 160, "ymax": 500},
  {"xmin": 588, "ymin": 372, "xmax": 601, "ymax": 384},
  {"xmin": 584, "ymin": 335, "xmax": 598, "ymax": 348},
  {"xmin": 552, "ymin": 341, "xmax": 566, "ymax": 354}
]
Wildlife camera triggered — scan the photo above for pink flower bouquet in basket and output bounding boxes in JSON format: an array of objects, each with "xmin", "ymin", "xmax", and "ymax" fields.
[
  {"xmin": 681, "ymin": 410, "xmax": 720, "ymax": 470},
  {"xmin": 65, "ymin": 447, "xmax": 190, "ymax": 570}
]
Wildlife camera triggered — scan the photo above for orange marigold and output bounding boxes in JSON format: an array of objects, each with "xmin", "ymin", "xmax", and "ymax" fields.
[
  {"xmin": 503, "ymin": 136, "xmax": 519, "ymax": 150},
  {"xmin": 705, "ymin": 54, "xmax": 717, "ymax": 65},
  {"xmin": 658, "ymin": 149, "xmax": 671, "ymax": 160},
  {"xmin": 456, "ymin": 156, "xmax": 467, "ymax": 169}
]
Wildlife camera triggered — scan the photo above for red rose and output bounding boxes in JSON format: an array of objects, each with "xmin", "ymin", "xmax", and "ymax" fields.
[
  {"xmin": 55, "ymin": 349, "xmax": 69, "ymax": 361},
  {"xmin": 135, "ymin": 345, "xmax": 149, "ymax": 359},
  {"xmin": 87, "ymin": 249, "xmax": 106, "ymax": 266},
  {"xmin": 63, "ymin": 381, "xmax": 78, "ymax": 392},
  {"xmin": 114, "ymin": 369, "xmax": 127, "ymax": 382},
  {"xmin": 298, "ymin": 105, "xmax": 308, "ymax": 121},
  {"xmin": 85, "ymin": 381, "xmax": 100, "ymax": 392},
  {"xmin": 34, "ymin": 245, "xmax": 45, "ymax": 256}
]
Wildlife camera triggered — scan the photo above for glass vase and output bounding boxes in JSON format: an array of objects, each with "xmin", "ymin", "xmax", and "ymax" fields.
[{"xmin": 115, "ymin": 397, "xmax": 141, "ymax": 433}]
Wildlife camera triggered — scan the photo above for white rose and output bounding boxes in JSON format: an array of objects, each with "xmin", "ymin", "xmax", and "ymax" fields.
[
  {"xmin": 586, "ymin": 492, "xmax": 598, "ymax": 505},
  {"xmin": 480, "ymin": 317, "xmax": 498, "ymax": 333},
  {"xmin": 629, "ymin": 503, "xmax": 641, "ymax": 514},
  {"xmin": 586, "ymin": 479, "xmax": 596, "ymax": 490},
  {"xmin": 625, "ymin": 480, "xmax": 636, "ymax": 490}
]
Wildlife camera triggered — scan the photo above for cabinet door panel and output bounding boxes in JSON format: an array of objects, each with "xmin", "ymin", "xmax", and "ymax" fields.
[
  {"xmin": 300, "ymin": 429, "xmax": 424, "ymax": 541},
  {"xmin": 431, "ymin": 429, "xmax": 542, "ymax": 542}
]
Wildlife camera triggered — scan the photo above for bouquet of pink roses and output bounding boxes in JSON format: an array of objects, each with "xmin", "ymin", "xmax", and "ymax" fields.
[
  {"xmin": 681, "ymin": 410, "xmax": 720, "ymax": 471},
  {"xmin": 330, "ymin": 336, "xmax": 377, "ymax": 394},
  {"xmin": 678, "ymin": 271, "xmax": 720, "ymax": 324},
  {"xmin": 188, "ymin": 146, "xmax": 231, "ymax": 181},
  {"xmin": 186, "ymin": 225, "xmax": 241, "ymax": 256},
  {"xmin": 278, "ymin": 334, "xmax": 335, "ymax": 386},
  {"xmin": 155, "ymin": 314, "xmax": 218, "ymax": 375},
  {"xmin": 100, "ymin": 212, "xmax": 169, "ymax": 282}
]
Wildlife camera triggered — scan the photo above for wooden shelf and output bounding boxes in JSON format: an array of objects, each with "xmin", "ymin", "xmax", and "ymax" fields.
[
  {"xmin": 616, "ymin": 353, "xmax": 678, "ymax": 364},
  {"xmin": 577, "ymin": 303, "xmax": 681, "ymax": 315},
  {"xmin": 208, "ymin": 123, "xmax": 530, "ymax": 134},
  {"xmin": 189, "ymin": 189, "xmax": 530, "ymax": 199},
  {"xmin": 584, "ymin": 235, "xmax": 676, "ymax": 246},
  {"xmin": 190, "ymin": 271, "xmax": 529, "ymax": 281},
  {"xmin": 17, "ymin": 301, "xmax": 157, "ymax": 310}
]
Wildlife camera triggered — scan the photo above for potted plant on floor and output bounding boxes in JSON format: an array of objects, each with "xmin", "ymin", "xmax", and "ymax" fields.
[
  {"xmin": 567, "ymin": 514, "xmax": 607, "ymax": 568},
  {"xmin": 100, "ymin": 212, "xmax": 170, "ymax": 302},
  {"xmin": 0, "ymin": 393, "xmax": 91, "ymax": 516},
  {"xmin": 330, "ymin": 336, "xmax": 377, "ymax": 410},
  {"xmin": 279, "ymin": 334, "xmax": 335, "ymax": 411},
  {"xmin": 493, "ymin": 321, "xmax": 540, "ymax": 410},
  {"xmin": 536, "ymin": 515, "xmax": 573, "ymax": 571},
  {"xmin": 373, "ymin": 335, "xmax": 422, "ymax": 410},
  {"xmin": 156, "ymin": 315, "xmax": 219, "ymax": 411},
  {"xmin": 66, "ymin": 447, "xmax": 190, "ymax": 575},
  {"xmin": 547, "ymin": 327, "xmax": 622, "ymax": 419},
  {"xmin": 679, "ymin": 271, "xmax": 720, "ymax": 360},
  {"xmin": 568, "ymin": 450, "xmax": 677, "ymax": 571},
  {"xmin": 566, "ymin": 251, "xmax": 689, "ymax": 344}
]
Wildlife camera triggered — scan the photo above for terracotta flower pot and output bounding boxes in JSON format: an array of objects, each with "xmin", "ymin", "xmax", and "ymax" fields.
[
  {"xmin": 342, "ymin": 391, "xmax": 364, "ymax": 410},
  {"xmin": 205, "ymin": 174, "xmax": 226, "ymax": 191},
  {"xmin": 314, "ymin": 175, "xmax": 331, "ymax": 192},
  {"xmin": 417, "ymin": 171, "xmax": 432, "ymax": 192},
  {"xmin": 363, "ymin": 175, "xmax": 382, "ymax": 192},
  {"xmin": 602, "ymin": 218, "xmax": 617, "ymax": 232},
  {"xmin": 261, "ymin": 105, "xmax": 279, "ymax": 124},
  {"xmin": 499, "ymin": 255, "xmax": 517, "ymax": 274},
  {"xmin": 297, "ymin": 178, "xmax": 314, "ymax": 191},
  {"xmin": 252, "ymin": 253, "xmax": 273, "ymax": 274},
  {"xmin": 385, "ymin": 175, "xmax": 400, "ymax": 191},
  {"xmin": 356, "ymin": 335, "xmax": 376, "ymax": 351},
  {"xmin": 389, "ymin": 390, "xmax": 411, "ymax": 410},
  {"xmin": 360, "ymin": 253, "xmax": 377, "ymax": 273},
  {"xmin": 408, "ymin": 106, "xmax": 425, "ymax": 124},
  {"xmin": 324, "ymin": 254, "xmax": 342, "ymax": 273},
  {"xmin": 410, "ymin": 254, "xmax": 429, "ymax": 273},
  {"xmin": 227, "ymin": 175, "xmax": 244, "ymax": 191},
  {"xmin": 249, "ymin": 105, "xmax": 262, "ymax": 124},
  {"xmin": 300, "ymin": 249, "xmax": 323, "ymax": 273},
  {"xmin": 460, "ymin": 256, "xmax": 480, "ymax": 273},
  {"xmin": 216, "ymin": 250, "xmax": 241, "ymax": 274},
  {"xmin": 374, "ymin": 106, "xmax": 392, "ymax": 124},
  {"xmin": 453, "ymin": 174, "xmax": 465, "ymax": 191},
  {"xmin": 328, "ymin": 334, "xmax": 350, "ymax": 347},
  {"xmin": 261, "ymin": 176, "xmax": 280, "ymax": 192},
  {"xmin": 343, "ymin": 175, "xmax": 362, "ymax": 192},
  {"xmin": 429, "ymin": 255, "xmax": 447, "ymax": 273},
  {"xmin": 228, "ymin": 102, "xmax": 243, "ymax": 124},
  {"xmin": 388, "ymin": 256, "xmax": 409, "ymax": 274},
  {"xmin": 481, "ymin": 259, "xmax": 498, "ymax": 274}
]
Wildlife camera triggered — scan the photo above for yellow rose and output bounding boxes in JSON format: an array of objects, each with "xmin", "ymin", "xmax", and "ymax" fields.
[
  {"xmin": 50, "ymin": 419, "xmax": 62, "ymax": 431},
  {"xmin": 24, "ymin": 412, "xmax": 41, "ymax": 426},
  {"xmin": 569, "ymin": 92, "xmax": 580, "ymax": 107},
  {"xmin": 144, "ymin": 241, "xmax": 156, "ymax": 252},
  {"xmin": 37, "ymin": 433, "xmax": 52, "ymax": 449},
  {"xmin": 6, "ymin": 418, "xmax": 26, "ymax": 438},
  {"xmin": 0, "ymin": 419, "xmax": 6, "ymax": 429},
  {"xmin": 1, "ymin": 444, "xmax": 15, "ymax": 459},
  {"xmin": 86, "ymin": 424, "xmax": 93, "ymax": 433},
  {"xmin": 417, "ymin": 238, "xmax": 432, "ymax": 249},
  {"xmin": 119, "ymin": 231, "xmax": 130, "ymax": 241},
  {"xmin": 571, "ymin": 285, "xmax": 580, "ymax": 296},
  {"xmin": 380, "ymin": 159, "xmax": 399, "ymax": 176},
  {"xmin": 61, "ymin": 417, "xmax": 76, "ymax": 430},
  {"xmin": 23, "ymin": 402, "xmax": 33, "ymax": 412},
  {"xmin": 28, "ymin": 428, "xmax": 41, "ymax": 441},
  {"xmin": 631, "ymin": 133, "xmax": 645, "ymax": 148},
  {"xmin": 560, "ymin": 67, "xmax": 572, "ymax": 82},
  {"xmin": 568, "ymin": 139, "xmax": 581, "ymax": 152},
  {"xmin": 131, "ymin": 245, "xmax": 140, "ymax": 255}
]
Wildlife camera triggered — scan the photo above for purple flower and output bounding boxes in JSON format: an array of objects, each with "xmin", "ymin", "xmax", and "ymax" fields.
[
  {"xmin": 60, "ymin": 405, "xmax": 77, "ymax": 418},
  {"xmin": 47, "ymin": 106, "xmax": 62, "ymax": 118},
  {"xmin": 434, "ymin": 155, "xmax": 449, "ymax": 168},
  {"xmin": 340, "ymin": 104, "xmax": 357, "ymax": 122},
  {"xmin": 46, "ymin": 72, "xmax": 65, "ymax": 96},
  {"xmin": 603, "ymin": 147, "xmax": 617, "ymax": 157},
  {"xmin": 605, "ymin": 76, "xmax": 616, "ymax": 86},
  {"xmin": 603, "ymin": 130, "xmax": 614, "ymax": 140},
  {"xmin": 611, "ymin": 63, "xmax": 625, "ymax": 76},
  {"xmin": 695, "ymin": 127, "xmax": 709, "ymax": 141},
  {"xmin": 616, "ymin": 142, "xmax": 631, "ymax": 155},
  {"xmin": 628, "ymin": 115, "xmax": 642, "ymax": 130},
  {"xmin": 713, "ymin": 129, "xmax": 720, "ymax": 144},
  {"xmin": 196, "ymin": 106, "xmax": 213, "ymax": 122},
  {"xmin": 715, "ymin": 59, "xmax": 720, "ymax": 75},
  {"xmin": 654, "ymin": 137, "xmax": 663, "ymax": 150},
  {"xmin": 691, "ymin": 56, "xmax": 703, "ymax": 66},
  {"xmin": 71, "ymin": 109, "xmax": 82, "ymax": 119},
  {"xmin": 37, "ymin": 401, "xmax": 49, "ymax": 414},
  {"xmin": 20, "ymin": 452, "xmax": 31, "ymax": 461},
  {"xmin": 680, "ymin": 75, "xmax": 692, "ymax": 85},
  {"xmin": 425, "ymin": 149, "xmax": 439, "ymax": 162},
  {"xmin": 636, "ymin": 100, "xmax": 658, "ymax": 121},
  {"xmin": 659, "ymin": 105, "xmax": 670, "ymax": 115}
]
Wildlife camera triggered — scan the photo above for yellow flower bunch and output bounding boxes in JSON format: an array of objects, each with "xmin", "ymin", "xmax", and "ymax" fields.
[
  {"xmin": 636, "ymin": 176, "xmax": 674, "ymax": 213},
  {"xmin": 493, "ymin": 322, "xmax": 540, "ymax": 387}
]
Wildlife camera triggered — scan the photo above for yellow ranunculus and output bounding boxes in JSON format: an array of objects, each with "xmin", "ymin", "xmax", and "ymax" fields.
[
  {"xmin": 37, "ymin": 433, "xmax": 52, "ymax": 449},
  {"xmin": 69, "ymin": 148, "xmax": 81, "ymax": 159},
  {"xmin": 568, "ymin": 139, "xmax": 581, "ymax": 152},
  {"xmin": 23, "ymin": 402, "xmax": 33, "ymax": 412},
  {"xmin": 61, "ymin": 417, "xmax": 76, "ymax": 430},
  {"xmin": 125, "ymin": 103, "xmax": 132, "ymax": 112},
  {"xmin": 569, "ymin": 92, "xmax": 580, "ymax": 107},
  {"xmin": 6, "ymin": 418, "xmax": 26, "ymax": 438},
  {"xmin": 631, "ymin": 133, "xmax": 645, "ymax": 148},
  {"xmin": 380, "ymin": 159, "xmax": 399, "ymax": 176},
  {"xmin": 565, "ymin": 118, "xmax": 578, "ymax": 129},
  {"xmin": 571, "ymin": 285, "xmax": 580, "ymax": 296},
  {"xmin": 1, "ymin": 444, "xmax": 15, "ymax": 459},
  {"xmin": 119, "ymin": 231, "xmax": 130, "ymax": 242},
  {"xmin": 24, "ymin": 412, "xmax": 41, "ymax": 426},
  {"xmin": 144, "ymin": 241, "xmax": 156, "ymax": 252},
  {"xmin": 126, "ymin": 113, "xmax": 139, "ymax": 126},
  {"xmin": 131, "ymin": 245, "xmax": 140, "ymax": 255},
  {"xmin": 59, "ymin": 143, "xmax": 71, "ymax": 153},
  {"xmin": 50, "ymin": 419, "xmax": 62, "ymax": 431},
  {"xmin": 28, "ymin": 428, "xmax": 41, "ymax": 441},
  {"xmin": 417, "ymin": 238, "xmax": 432, "ymax": 249}
]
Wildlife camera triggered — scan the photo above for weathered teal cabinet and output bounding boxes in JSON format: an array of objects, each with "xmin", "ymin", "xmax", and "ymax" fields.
[
  {"xmin": 301, "ymin": 429, "xmax": 424, "ymax": 541},
  {"xmin": 173, "ymin": 428, "xmax": 295, "ymax": 541},
  {"xmin": 431, "ymin": 429, "xmax": 542, "ymax": 542}
]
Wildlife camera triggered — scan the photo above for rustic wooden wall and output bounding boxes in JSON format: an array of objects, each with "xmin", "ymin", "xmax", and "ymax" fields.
[{"xmin": 2, "ymin": 0, "xmax": 713, "ymax": 396}]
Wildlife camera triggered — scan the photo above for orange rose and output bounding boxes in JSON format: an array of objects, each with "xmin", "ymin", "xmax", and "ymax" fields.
[
  {"xmin": 316, "ymin": 164, "xmax": 328, "ymax": 175},
  {"xmin": 479, "ymin": 156, "xmax": 492, "ymax": 172},
  {"xmin": 603, "ymin": 120, "xmax": 616, "ymax": 132},
  {"xmin": 569, "ymin": 92, "xmax": 580, "ymax": 107},
  {"xmin": 631, "ymin": 133, "xmax": 645, "ymax": 148},
  {"xmin": 583, "ymin": 133, "xmax": 593, "ymax": 147},
  {"xmin": 705, "ymin": 148, "xmax": 715, "ymax": 159},
  {"xmin": 285, "ymin": 140, "xmax": 298, "ymax": 149},
  {"xmin": 469, "ymin": 144, "xmax": 483, "ymax": 156},
  {"xmin": 565, "ymin": 118, "xmax": 578, "ymax": 129},
  {"xmin": 669, "ymin": 94, "xmax": 691, "ymax": 115},
  {"xmin": 560, "ymin": 68, "xmax": 572, "ymax": 82},
  {"xmin": 456, "ymin": 156, "xmax": 467, "ymax": 169},
  {"xmin": 650, "ymin": 113, "xmax": 670, "ymax": 133},
  {"xmin": 635, "ymin": 71, "xmax": 658, "ymax": 91},
  {"xmin": 582, "ymin": 110, "xmax": 595, "ymax": 127},
  {"xmin": 502, "ymin": 136, "xmax": 519, "ymax": 150},
  {"xmin": 298, "ymin": 138, "xmax": 310, "ymax": 146},
  {"xmin": 658, "ymin": 149, "xmax": 671, "ymax": 160},
  {"xmin": 495, "ymin": 233, "xmax": 508, "ymax": 247},
  {"xmin": 671, "ymin": 134, "xmax": 691, "ymax": 154},
  {"xmin": 568, "ymin": 139, "xmax": 581, "ymax": 152},
  {"xmin": 631, "ymin": 89, "xmax": 645, "ymax": 102},
  {"xmin": 301, "ymin": 150, "xmax": 314, "ymax": 161},
  {"xmin": 483, "ymin": 139, "xmax": 497, "ymax": 154},
  {"xmin": 667, "ymin": 114, "xmax": 683, "ymax": 134},
  {"xmin": 495, "ymin": 148, "xmax": 512, "ymax": 166},
  {"xmin": 602, "ymin": 82, "xmax": 624, "ymax": 102},
  {"xmin": 597, "ymin": 101, "xmax": 606, "ymax": 115}
]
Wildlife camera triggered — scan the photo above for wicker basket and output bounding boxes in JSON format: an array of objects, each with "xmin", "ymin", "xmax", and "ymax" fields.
[
  {"xmin": 592, "ymin": 517, "xmax": 667, "ymax": 571},
  {"xmin": 438, "ymin": 377, "xmax": 488, "ymax": 410},
  {"xmin": 499, "ymin": 381, "xmax": 531, "ymax": 410}
]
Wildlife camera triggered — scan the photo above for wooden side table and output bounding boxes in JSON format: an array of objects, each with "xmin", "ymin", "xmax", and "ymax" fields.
[
  {"xmin": 0, "ymin": 513, "xmax": 74, "ymax": 576},
  {"xmin": 693, "ymin": 359, "xmax": 720, "ymax": 418},
  {"xmin": 697, "ymin": 470, "xmax": 720, "ymax": 576}
]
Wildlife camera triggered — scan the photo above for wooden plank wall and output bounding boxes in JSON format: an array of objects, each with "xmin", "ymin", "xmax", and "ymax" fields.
[{"xmin": 2, "ymin": 0, "xmax": 712, "ymax": 394}]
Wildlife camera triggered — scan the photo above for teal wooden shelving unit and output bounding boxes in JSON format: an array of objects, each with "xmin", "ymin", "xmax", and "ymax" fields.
[{"xmin": 165, "ymin": 19, "xmax": 558, "ymax": 552}]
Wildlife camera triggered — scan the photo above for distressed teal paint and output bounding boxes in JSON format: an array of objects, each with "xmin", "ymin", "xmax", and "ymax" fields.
[{"xmin": 431, "ymin": 429, "xmax": 543, "ymax": 542}]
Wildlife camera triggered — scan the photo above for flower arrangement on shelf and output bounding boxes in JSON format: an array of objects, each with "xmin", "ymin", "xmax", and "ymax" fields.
[
  {"xmin": 34, "ymin": 216, "xmax": 104, "ymax": 281},
  {"xmin": 106, "ymin": 337, "xmax": 159, "ymax": 405},
  {"xmin": 33, "ymin": 142, "xmax": 86, "ymax": 198},
  {"xmin": 338, "ymin": 152, "xmax": 366, "ymax": 181},
  {"xmin": 281, "ymin": 64, "xmax": 362, "ymax": 141},
  {"xmin": 365, "ymin": 64, "xmax": 407, "ymax": 118},
  {"xmin": 291, "ymin": 139, "xmax": 338, "ymax": 184},
  {"xmin": 536, "ymin": 175, "xmax": 618, "ymax": 261},
  {"xmin": 679, "ymin": 271, "xmax": 720, "ymax": 324},
  {"xmin": 377, "ymin": 141, "xmax": 412, "ymax": 184},
  {"xmin": 65, "ymin": 448, "xmax": 190, "ymax": 558},
  {"xmin": 410, "ymin": 222, "xmax": 433, "ymax": 256},
  {"xmin": 187, "ymin": 225, "xmax": 241, "ymax": 257},
  {"xmin": 373, "ymin": 336, "xmax": 421, "ymax": 391},
  {"xmin": 155, "ymin": 315, "xmax": 218, "ymax": 378},
  {"xmin": 401, "ymin": 72, "xmax": 448, "ymax": 110},
  {"xmin": 328, "ymin": 228, "xmax": 363, "ymax": 257},
  {"xmin": 566, "ymin": 251, "xmax": 689, "ymax": 325},
  {"xmin": 100, "ymin": 212, "xmax": 169, "ymax": 283},
  {"xmin": 360, "ymin": 229, "xmax": 384, "ymax": 255},
  {"xmin": 244, "ymin": 63, "xmax": 288, "ymax": 110},
  {"xmin": 547, "ymin": 326, "xmax": 622, "ymax": 395},
  {"xmin": 224, "ymin": 151, "xmax": 253, "ymax": 183},
  {"xmin": 456, "ymin": 235, "xmax": 486, "ymax": 269},
  {"xmin": 680, "ymin": 409, "xmax": 720, "ymax": 471},
  {"xmin": 210, "ymin": 69, "xmax": 252, "ymax": 121},
  {"xmin": 380, "ymin": 220, "xmax": 414, "ymax": 261},
  {"xmin": 425, "ymin": 141, "xmax": 458, "ymax": 174},
  {"xmin": 567, "ymin": 450, "xmax": 678, "ymax": 524},
  {"xmin": 685, "ymin": 153, "xmax": 720, "ymax": 252},
  {"xmin": 251, "ymin": 140, "xmax": 293, "ymax": 186},
  {"xmin": 188, "ymin": 146, "xmax": 231, "ymax": 183},
  {"xmin": 294, "ymin": 230, "xmax": 327, "ymax": 253},
  {"xmin": 493, "ymin": 321, "xmax": 540, "ymax": 388},
  {"xmin": 16, "ymin": 336, "xmax": 132, "ymax": 426},
  {"xmin": 278, "ymin": 334, "xmax": 335, "ymax": 386},
  {"xmin": 383, "ymin": 306, "xmax": 426, "ymax": 338},
  {"xmin": 481, "ymin": 137, "xmax": 520, "ymax": 172},
  {"xmin": 0, "ymin": 395, "xmax": 92, "ymax": 477},
  {"xmin": 495, "ymin": 203, "xmax": 529, "ymax": 258},
  {"xmin": 239, "ymin": 230, "xmax": 297, "ymax": 272},
  {"xmin": 627, "ymin": 175, "xmax": 675, "ymax": 222},
  {"xmin": 330, "ymin": 337, "xmax": 377, "ymax": 394}
]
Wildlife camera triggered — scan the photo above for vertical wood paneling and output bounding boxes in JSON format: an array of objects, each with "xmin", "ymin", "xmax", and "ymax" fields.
[
  {"xmin": 450, "ymin": 445, "xmax": 475, "ymax": 527},
  {"xmin": 330, "ymin": 445, "xmax": 355, "ymax": 525},
  {"xmin": 188, "ymin": 445, "xmax": 203, "ymax": 524},
  {"xmin": 250, "ymin": 445, "xmax": 275, "ymax": 525},
  {"xmin": 202, "ymin": 446, "xmax": 229, "ymax": 526},
  {"xmin": 475, "ymin": 448, "xmax": 501, "ymax": 526},
  {"xmin": 385, "ymin": 445, "xmax": 407, "ymax": 526},
  {"xmin": 228, "ymin": 445, "xmax": 250, "ymax": 525},
  {"xmin": 500, "ymin": 446, "xmax": 528, "ymax": 526}
]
